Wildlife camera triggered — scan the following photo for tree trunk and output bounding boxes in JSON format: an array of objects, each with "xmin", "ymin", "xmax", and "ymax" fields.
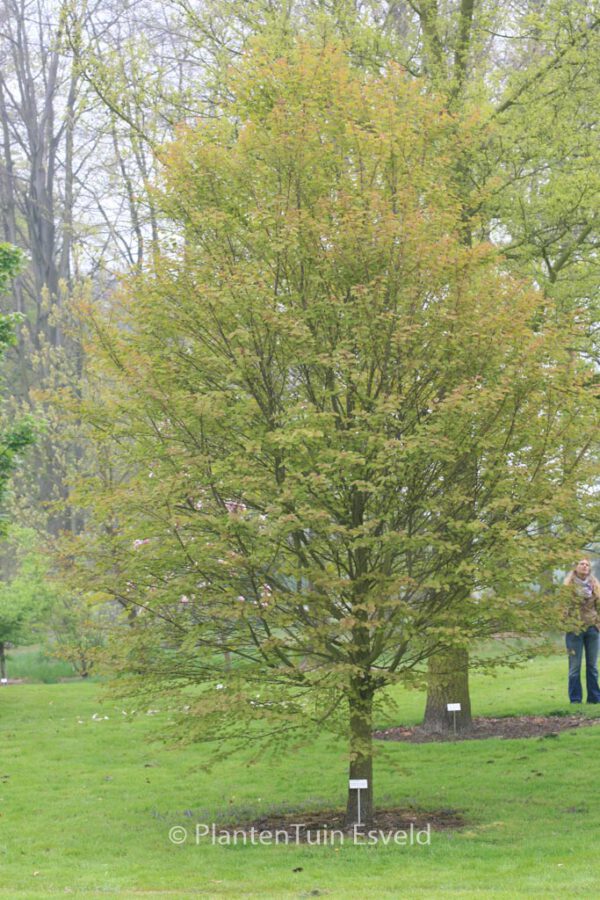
[
  {"xmin": 422, "ymin": 647, "xmax": 472, "ymax": 734},
  {"xmin": 79, "ymin": 652, "xmax": 90, "ymax": 678},
  {"xmin": 345, "ymin": 680, "xmax": 374, "ymax": 827},
  {"xmin": 0, "ymin": 642, "xmax": 6, "ymax": 681}
]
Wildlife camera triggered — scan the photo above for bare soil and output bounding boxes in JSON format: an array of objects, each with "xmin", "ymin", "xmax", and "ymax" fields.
[
  {"xmin": 373, "ymin": 713, "xmax": 600, "ymax": 743},
  {"xmin": 217, "ymin": 806, "xmax": 465, "ymax": 841}
]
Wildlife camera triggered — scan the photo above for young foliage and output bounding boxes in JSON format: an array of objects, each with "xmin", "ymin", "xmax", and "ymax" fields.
[{"xmin": 77, "ymin": 43, "xmax": 600, "ymax": 823}]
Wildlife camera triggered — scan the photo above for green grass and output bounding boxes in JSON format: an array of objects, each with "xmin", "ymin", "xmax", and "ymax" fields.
[
  {"xmin": 4, "ymin": 646, "xmax": 79, "ymax": 683},
  {"xmin": 0, "ymin": 646, "xmax": 597, "ymax": 898}
]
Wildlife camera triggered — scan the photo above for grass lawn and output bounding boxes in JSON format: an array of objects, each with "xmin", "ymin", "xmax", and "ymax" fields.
[
  {"xmin": 0, "ymin": 643, "xmax": 598, "ymax": 898},
  {"xmin": 5, "ymin": 646, "xmax": 82, "ymax": 683}
]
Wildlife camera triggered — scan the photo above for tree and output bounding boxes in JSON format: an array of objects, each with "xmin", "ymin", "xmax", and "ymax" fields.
[
  {"xmin": 0, "ymin": 243, "xmax": 24, "ymax": 293},
  {"xmin": 44, "ymin": 588, "xmax": 109, "ymax": 678},
  {"xmin": 0, "ymin": 0, "xmax": 160, "ymax": 540},
  {"xmin": 0, "ymin": 526, "xmax": 55, "ymax": 680},
  {"xmin": 0, "ymin": 0, "xmax": 83, "ymax": 536},
  {"xmin": 73, "ymin": 42, "xmax": 600, "ymax": 824},
  {"xmin": 66, "ymin": 0, "xmax": 600, "ymax": 732},
  {"xmin": 0, "ymin": 243, "xmax": 34, "ymax": 519},
  {"xmin": 0, "ymin": 243, "xmax": 36, "ymax": 680},
  {"xmin": 385, "ymin": 1, "xmax": 600, "ymax": 732}
]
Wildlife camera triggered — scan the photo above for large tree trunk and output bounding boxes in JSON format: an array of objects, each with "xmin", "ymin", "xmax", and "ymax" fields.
[
  {"xmin": 345, "ymin": 678, "xmax": 374, "ymax": 827},
  {"xmin": 422, "ymin": 647, "xmax": 472, "ymax": 734}
]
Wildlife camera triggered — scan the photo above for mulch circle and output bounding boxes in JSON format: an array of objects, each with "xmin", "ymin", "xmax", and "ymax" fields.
[
  {"xmin": 217, "ymin": 807, "xmax": 464, "ymax": 841},
  {"xmin": 374, "ymin": 713, "xmax": 600, "ymax": 744}
]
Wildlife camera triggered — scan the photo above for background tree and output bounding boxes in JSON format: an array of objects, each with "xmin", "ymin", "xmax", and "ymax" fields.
[
  {"xmin": 0, "ymin": 242, "xmax": 34, "ymax": 519},
  {"xmin": 0, "ymin": 526, "xmax": 55, "ymax": 680},
  {"xmin": 0, "ymin": 245, "xmax": 36, "ymax": 681},
  {"xmin": 72, "ymin": 42, "xmax": 600, "ymax": 825},
  {"xmin": 382, "ymin": 1, "xmax": 600, "ymax": 732},
  {"xmin": 44, "ymin": 587, "xmax": 109, "ymax": 678}
]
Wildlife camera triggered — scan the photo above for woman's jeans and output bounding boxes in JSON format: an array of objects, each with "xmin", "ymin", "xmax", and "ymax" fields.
[{"xmin": 566, "ymin": 626, "xmax": 600, "ymax": 703}]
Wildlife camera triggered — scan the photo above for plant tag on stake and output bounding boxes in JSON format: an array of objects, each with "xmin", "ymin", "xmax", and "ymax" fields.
[
  {"xmin": 447, "ymin": 702, "xmax": 461, "ymax": 735},
  {"xmin": 349, "ymin": 779, "xmax": 368, "ymax": 826}
]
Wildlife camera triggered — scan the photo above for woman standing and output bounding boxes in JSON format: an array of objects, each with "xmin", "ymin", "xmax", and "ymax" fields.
[{"xmin": 564, "ymin": 558, "xmax": 600, "ymax": 704}]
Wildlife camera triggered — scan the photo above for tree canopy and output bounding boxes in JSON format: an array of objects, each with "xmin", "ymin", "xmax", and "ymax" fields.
[{"xmin": 72, "ymin": 41, "xmax": 600, "ymax": 823}]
